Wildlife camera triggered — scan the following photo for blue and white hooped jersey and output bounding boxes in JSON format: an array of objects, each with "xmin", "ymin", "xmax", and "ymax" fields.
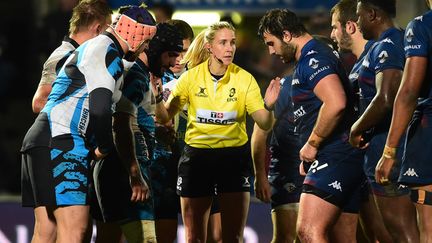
[
  {"xmin": 358, "ymin": 27, "xmax": 405, "ymax": 115},
  {"xmin": 42, "ymin": 32, "xmax": 124, "ymax": 153},
  {"xmin": 404, "ymin": 10, "xmax": 432, "ymax": 109},
  {"xmin": 291, "ymin": 39, "xmax": 354, "ymax": 145},
  {"xmin": 270, "ymin": 75, "xmax": 297, "ymax": 147}
]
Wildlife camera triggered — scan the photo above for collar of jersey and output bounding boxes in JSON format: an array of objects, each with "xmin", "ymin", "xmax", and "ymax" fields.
[{"xmin": 204, "ymin": 59, "xmax": 231, "ymax": 84}]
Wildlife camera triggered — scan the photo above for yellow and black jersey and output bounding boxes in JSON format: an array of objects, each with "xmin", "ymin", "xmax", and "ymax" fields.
[{"xmin": 168, "ymin": 59, "xmax": 264, "ymax": 148}]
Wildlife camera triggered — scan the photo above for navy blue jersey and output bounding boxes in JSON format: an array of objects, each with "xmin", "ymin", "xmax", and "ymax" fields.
[
  {"xmin": 291, "ymin": 39, "xmax": 355, "ymax": 145},
  {"xmin": 358, "ymin": 28, "xmax": 405, "ymax": 120},
  {"xmin": 270, "ymin": 75, "xmax": 297, "ymax": 147},
  {"xmin": 349, "ymin": 40, "xmax": 375, "ymax": 116},
  {"xmin": 42, "ymin": 32, "xmax": 124, "ymax": 155},
  {"xmin": 404, "ymin": 11, "xmax": 432, "ymax": 110}
]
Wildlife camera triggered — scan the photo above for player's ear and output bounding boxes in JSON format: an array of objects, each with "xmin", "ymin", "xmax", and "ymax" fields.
[{"xmin": 282, "ymin": 30, "xmax": 292, "ymax": 43}]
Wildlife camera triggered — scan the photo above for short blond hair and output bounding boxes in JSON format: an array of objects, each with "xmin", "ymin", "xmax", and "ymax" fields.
[{"xmin": 69, "ymin": 0, "xmax": 112, "ymax": 35}]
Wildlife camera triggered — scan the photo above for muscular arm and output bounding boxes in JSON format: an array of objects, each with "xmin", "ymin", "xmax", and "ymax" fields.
[
  {"xmin": 309, "ymin": 74, "xmax": 347, "ymax": 146},
  {"xmin": 386, "ymin": 57, "xmax": 426, "ymax": 147},
  {"xmin": 32, "ymin": 84, "xmax": 52, "ymax": 113},
  {"xmin": 300, "ymin": 74, "xmax": 346, "ymax": 162},
  {"xmin": 350, "ymin": 69, "xmax": 402, "ymax": 145},
  {"xmin": 251, "ymin": 123, "xmax": 272, "ymax": 203}
]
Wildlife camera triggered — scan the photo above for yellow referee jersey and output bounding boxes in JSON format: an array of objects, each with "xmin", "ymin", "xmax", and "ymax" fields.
[{"xmin": 168, "ymin": 59, "xmax": 265, "ymax": 148}]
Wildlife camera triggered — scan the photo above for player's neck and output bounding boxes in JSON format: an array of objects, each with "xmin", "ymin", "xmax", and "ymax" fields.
[
  {"xmin": 352, "ymin": 37, "xmax": 368, "ymax": 58},
  {"xmin": 294, "ymin": 34, "xmax": 313, "ymax": 61}
]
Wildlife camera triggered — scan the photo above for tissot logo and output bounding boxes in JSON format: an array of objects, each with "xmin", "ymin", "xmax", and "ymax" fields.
[
  {"xmin": 196, "ymin": 87, "xmax": 208, "ymax": 97},
  {"xmin": 211, "ymin": 112, "xmax": 224, "ymax": 118},
  {"xmin": 196, "ymin": 109, "xmax": 237, "ymax": 125}
]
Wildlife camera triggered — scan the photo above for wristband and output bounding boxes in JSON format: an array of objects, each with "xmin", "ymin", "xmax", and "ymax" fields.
[
  {"xmin": 383, "ymin": 145, "xmax": 397, "ymax": 159},
  {"xmin": 264, "ymin": 102, "xmax": 274, "ymax": 111},
  {"xmin": 155, "ymin": 93, "xmax": 163, "ymax": 104}
]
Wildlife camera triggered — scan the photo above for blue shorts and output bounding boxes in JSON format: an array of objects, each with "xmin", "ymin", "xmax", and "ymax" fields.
[
  {"xmin": 303, "ymin": 141, "xmax": 365, "ymax": 209},
  {"xmin": 364, "ymin": 132, "xmax": 409, "ymax": 197},
  {"xmin": 399, "ymin": 110, "xmax": 432, "ymax": 186},
  {"xmin": 268, "ymin": 142, "xmax": 304, "ymax": 209},
  {"xmin": 92, "ymin": 132, "xmax": 154, "ymax": 224}
]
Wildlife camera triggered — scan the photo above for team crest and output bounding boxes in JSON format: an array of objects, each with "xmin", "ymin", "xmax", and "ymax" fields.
[
  {"xmin": 309, "ymin": 58, "xmax": 319, "ymax": 69},
  {"xmin": 406, "ymin": 28, "xmax": 414, "ymax": 43}
]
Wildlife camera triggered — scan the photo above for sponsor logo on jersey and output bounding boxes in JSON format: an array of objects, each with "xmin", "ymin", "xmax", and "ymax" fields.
[
  {"xmin": 309, "ymin": 58, "xmax": 320, "ymax": 69},
  {"xmin": 292, "ymin": 78, "xmax": 300, "ymax": 85},
  {"xmin": 403, "ymin": 168, "xmax": 419, "ymax": 177},
  {"xmin": 406, "ymin": 28, "xmax": 414, "ymax": 42},
  {"xmin": 328, "ymin": 181, "xmax": 343, "ymax": 192},
  {"xmin": 378, "ymin": 51, "xmax": 389, "ymax": 64},
  {"xmin": 405, "ymin": 44, "xmax": 421, "ymax": 51},
  {"xmin": 308, "ymin": 160, "xmax": 329, "ymax": 173},
  {"xmin": 293, "ymin": 105, "xmax": 306, "ymax": 120},
  {"xmin": 196, "ymin": 86, "xmax": 208, "ymax": 97},
  {"xmin": 227, "ymin": 87, "xmax": 237, "ymax": 102},
  {"xmin": 309, "ymin": 65, "xmax": 330, "ymax": 81},
  {"xmin": 78, "ymin": 107, "xmax": 89, "ymax": 135},
  {"xmin": 196, "ymin": 109, "xmax": 237, "ymax": 125}
]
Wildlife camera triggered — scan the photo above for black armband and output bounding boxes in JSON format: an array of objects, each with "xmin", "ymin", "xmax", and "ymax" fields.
[{"xmin": 264, "ymin": 102, "xmax": 274, "ymax": 111}]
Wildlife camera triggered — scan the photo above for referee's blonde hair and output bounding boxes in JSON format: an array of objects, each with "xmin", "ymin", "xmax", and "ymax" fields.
[{"xmin": 181, "ymin": 21, "xmax": 235, "ymax": 69}]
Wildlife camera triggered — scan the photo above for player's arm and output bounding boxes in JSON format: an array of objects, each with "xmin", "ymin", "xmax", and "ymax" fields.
[
  {"xmin": 113, "ymin": 111, "xmax": 149, "ymax": 202},
  {"xmin": 88, "ymin": 88, "xmax": 114, "ymax": 156},
  {"xmin": 300, "ymin": 74, "xmax": 347, "ymax": 162},
  {"xmin": 350, "ymin": 68, "xmax": 402, "ymax": 147},
  {"xmin": 375, "ymin": 56, "xmax": 426, "ymax": 181},
  {"xmin": 251, "ymin": 123, "xmax": 272, "ymax": 203},
  {"xmin": 32, "ymin": 84, "xmax": 52, "ymax": 113}
]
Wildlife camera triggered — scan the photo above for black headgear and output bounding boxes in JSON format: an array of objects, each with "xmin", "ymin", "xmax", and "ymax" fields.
[{"xmin": 145, "ymin": 23, "xmax": 183, "ymax": 77}]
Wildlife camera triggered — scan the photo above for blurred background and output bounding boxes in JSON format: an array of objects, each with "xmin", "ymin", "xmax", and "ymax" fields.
[{"xmin": 0, "ymin": 0, "xmax": 428, "ymax": 242}]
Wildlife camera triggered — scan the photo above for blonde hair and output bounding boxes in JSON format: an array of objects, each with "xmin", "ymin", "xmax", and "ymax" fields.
[
  {"xmin": 69, "ymin": 0, "xmax": 112, "ymax": 35},
  {"xmin": 181, "ymin": 21, "xmax": 235, "ymax": 69}
]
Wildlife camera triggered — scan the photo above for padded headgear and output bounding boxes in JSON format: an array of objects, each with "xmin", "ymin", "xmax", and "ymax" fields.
[
  {"xmin": 113, "ymin": 5, "xmax": 157, "ymax": 52},
  {"xmin": 145, "ymin": 23, "xmax": 183, "ymax": 77}
]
